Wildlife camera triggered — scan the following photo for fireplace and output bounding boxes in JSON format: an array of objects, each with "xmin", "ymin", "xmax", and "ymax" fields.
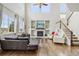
[{"xmin": 37, "ymin": 31, "xmax": 43, "ymax": 36}]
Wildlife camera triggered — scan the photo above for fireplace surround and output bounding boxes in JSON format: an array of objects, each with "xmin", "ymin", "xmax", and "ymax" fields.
[{"xmin": 37, "ymin": 31, "xmax": 44, "ymax": 36}]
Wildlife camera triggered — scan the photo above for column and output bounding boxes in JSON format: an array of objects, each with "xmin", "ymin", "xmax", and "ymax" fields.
[{"xmin": 24, "ymin": 3, "xmax": 29, "ymax": 34}]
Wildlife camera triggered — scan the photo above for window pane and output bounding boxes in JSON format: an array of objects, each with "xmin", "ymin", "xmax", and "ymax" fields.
[
  {"xmin": 60, "ymin": 4, "xmax": 67, "ymax": 13},
  {"xmin": 1, "ymin": 14, "xmax": 9, "ymax": 28},
  {"xmin": 19, "ymin": 18, "xmax": 24, "ymax": 32},
  {"xmin": 9, "ymin": 16, "xmax": 14, "ymax": 32},
  {"xmin": 31, "ymin": 4, "xmax": 50, "ymax": 13}
]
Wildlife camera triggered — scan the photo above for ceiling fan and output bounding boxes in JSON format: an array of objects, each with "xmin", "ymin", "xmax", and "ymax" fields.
[{"xmin": 33, "ymin": 3, "xmax": 48, "ymax": 9}]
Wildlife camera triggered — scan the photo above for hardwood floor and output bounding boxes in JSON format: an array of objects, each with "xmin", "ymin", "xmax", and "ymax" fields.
[{"xmin": 0, "ymin": 39, "xmax": 79, "ymax": 56}]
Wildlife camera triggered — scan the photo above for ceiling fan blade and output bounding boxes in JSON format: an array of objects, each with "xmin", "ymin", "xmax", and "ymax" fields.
[{"xmin": 43, "ymin": 4, "xmax": 48, "ymax": 6}]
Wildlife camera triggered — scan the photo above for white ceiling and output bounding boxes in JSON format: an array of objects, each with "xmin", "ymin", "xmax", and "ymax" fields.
[
  {"xmin": 2, "ymin": 3, "xmax": 25, "ymax": 18},
  {"xmin": 2, "ymin": 3, "xmax": 79, "ymax": 18},
  {"xmin": 67, "ymin": 3, "xmax": 79, "ymax": 12}
]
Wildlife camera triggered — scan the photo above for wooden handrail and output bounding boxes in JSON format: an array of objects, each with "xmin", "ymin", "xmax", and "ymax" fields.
[
  {"xmin": 56, "ymin": 20, "xmax": 73, "ymax": 42},
  {"xmin": 67, "ymin": 12, "xmax": 74, "ymax": 25},
  {"xmin": 60, "ymin": 20, "xmax": 72, "ymax": 32},
  {"xmin": 55, "ymin": 20, "xmax": 71, "ymax": 32},
  {"xmin": 60, "ymin": 20, "xmax": 73, "ymax": 42}
]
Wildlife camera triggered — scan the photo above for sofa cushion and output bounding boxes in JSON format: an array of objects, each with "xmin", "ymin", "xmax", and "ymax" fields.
[
  {"xmin": 18, "ymin": 37, "xmax": 29, "ymax": 40},
  {"xmin": 0, "ymin": 33, "xmax": 17, "ymax": 40},
  {"xmin": 5, "ymin": 37, "xmax": 17, "ymax": 40},
  {"xmin": 0, "ymin": 40, "xmax": 29, "ymax": 50}
]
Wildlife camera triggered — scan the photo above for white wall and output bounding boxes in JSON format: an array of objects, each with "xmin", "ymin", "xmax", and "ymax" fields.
[
  {"xmin": 67, "ymin": 3, "xmax": 79, "ymax": 12},
  {"xmin": 25, "ymin": 3, "xmax": 60, "ymax": 34},
  {"xmin": 66, "ymin": 4, "xmax": 79, "ymax": 37},
  {"xmin": 69, "ymin": 12, "xmax": 79, "ymax": 36}
]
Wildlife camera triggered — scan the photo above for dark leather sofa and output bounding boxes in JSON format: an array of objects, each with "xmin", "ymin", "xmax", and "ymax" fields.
[
  {"xmin": 1, "ymin": 40, "xmax": 28, "ymax": 50},
  {"xmin": 0, "ymin": 34, "xmax": 39, "ymax": 50}
]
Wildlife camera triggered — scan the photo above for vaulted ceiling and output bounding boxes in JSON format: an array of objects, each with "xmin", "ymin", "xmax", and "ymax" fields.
[
  {"xmin": 2, "ymin": 3, "xmax": 25, "ymax": 17},
  {"xmin": 2, "ymin": 3, "xmax": 79, "ymax": 18}
]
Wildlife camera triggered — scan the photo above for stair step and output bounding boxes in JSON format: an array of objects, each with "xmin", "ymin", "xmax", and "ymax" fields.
[
  {"xmin": 72, "ymin": 34, "xmax": 75, "ymax": 36},
  {"xmin": 65, "ymin": 34, "xmax": 71, "ymax": 35},
  {"xmin": 67, "ymin": 35, "xmax": 71, "ymax": 36},
  {"xmin": 65, "ymin": 33, "xmax": 71, "ymax": 34},
  {"xmin": 72, "ymin": 39, "xmax": 79, "ymax": 42},
  {"xmin": 72, "ymin": 35, "xmax": 76, "ymax": 37},
  {"xmin": 72, "ymin": 37, "xmax": 78, "ymax": 39},
  {"xmin": 64, "ymin": 32, "xmax": 70, "ymax": 34},
  {"xmin": 72, "ymin": 42, "xmax": 79, "ymax": 46}
]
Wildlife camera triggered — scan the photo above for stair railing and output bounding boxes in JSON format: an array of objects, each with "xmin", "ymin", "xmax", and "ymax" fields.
[
  {"xmin": 60, "ymin": 20, "xmax": 73, "ymax": 45},
  {"xmin": 56, "ymin": 20, "xmax": 73, "ymax": 45},
  {"xmin": 67, "ymin": 12, "xmax": 74, "ymax": 26}
]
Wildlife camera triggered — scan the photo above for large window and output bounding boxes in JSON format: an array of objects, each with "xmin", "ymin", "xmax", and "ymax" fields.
[
  {"xmin": 1, "ymin": 14, "xmax": 9, "ymax": 28},
  {"xmin": 19, "ymin": 17, "xmax": 24, "ymax": 32},
  {"xmin": 8, "ymin": 16, "xmax": 14, "ymax": 32},
  {"xmin": 1, "ymin": 10, "xmax": 15, "ymax": 32},
  {"xmin": 0, "ymin": 14, "xmax": 9, "ymax": 34},
  {"xmin": 31, "ymin": 3, "xmax": 50, "ymax": 13}
]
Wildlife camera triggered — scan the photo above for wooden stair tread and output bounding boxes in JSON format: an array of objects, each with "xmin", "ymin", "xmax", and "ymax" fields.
[
  {"xmin": 72, "ymin": 37, "xmax": 78, "ymax": 39},
  {"xmin": 72, "ymin": 38, "xmax": 79, "ymax": 42}
]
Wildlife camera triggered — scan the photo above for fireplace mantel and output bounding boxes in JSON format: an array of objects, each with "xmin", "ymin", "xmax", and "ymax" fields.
[{"xmin": 31, "ymin": 20, "xmax": 50, "ymax": 37}]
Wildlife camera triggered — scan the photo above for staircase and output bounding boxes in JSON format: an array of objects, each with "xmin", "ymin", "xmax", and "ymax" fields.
[
  {"xmin": 59, "ymin": 10, "xmax": 79, "ymax": 46},
  {"xmin": 60, "ymin": 20, "xmax": 79, "ymax": 46},
  {"xmin": 71, "ymin": 34, "xmax": 79, "ymax": 46},
  {"xmin": 63, "ymin": 25, "xmax": 79, "ymax": 46},
  {"xmin": 64, "ymin": 28, "xmax": 79, "ymax": 45},
  {"xmin": 66, "ymin": 31, "xmax": 79, "ymax": 46}
]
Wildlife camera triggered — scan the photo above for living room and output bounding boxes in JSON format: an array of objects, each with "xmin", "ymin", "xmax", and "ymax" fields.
[{"xmin": 0, "ymin": 3, "xmax": 79, "ymax": 56}]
